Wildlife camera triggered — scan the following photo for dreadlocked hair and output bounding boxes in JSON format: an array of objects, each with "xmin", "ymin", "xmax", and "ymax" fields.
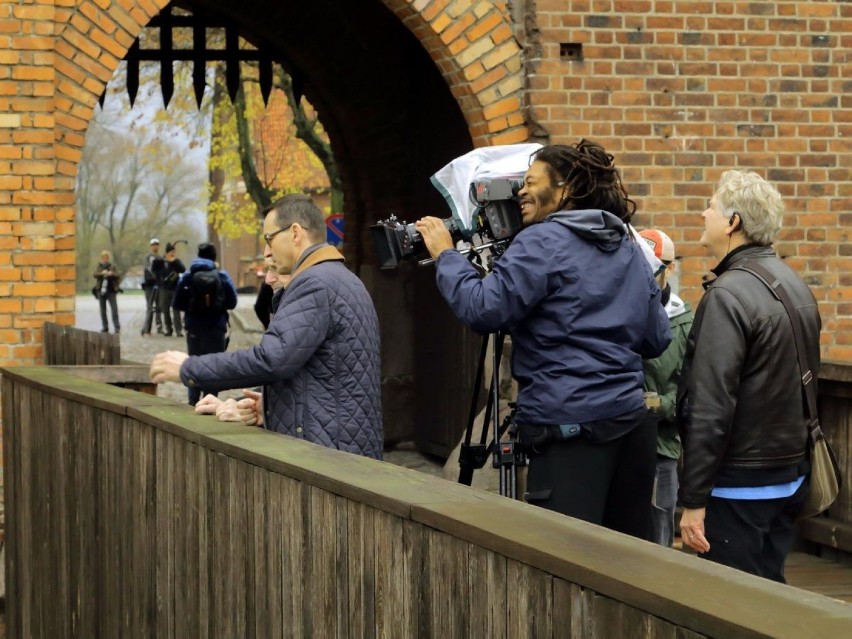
[{"xmin": 531, "ymin": 140, "xmax": 636, "ymax": 223}]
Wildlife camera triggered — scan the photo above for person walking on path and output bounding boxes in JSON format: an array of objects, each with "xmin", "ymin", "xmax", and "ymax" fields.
[
  {"xmin": 141, "ymin": 238, "xmax": 164, "ymax": 336},
  {"xmin": 170, "ymin": 242, "xmax": 238, "ymax": 405},
  {"xmin": 638, "ymin": 228, "xmax": 694, "ymax": 548},
  {"xmin": 160, "ymin": 241, "xmax": 186, "ymax": 337},
  {"xmin": 94, "ymin": 249, "xmax": 121, "ymax": 334}
]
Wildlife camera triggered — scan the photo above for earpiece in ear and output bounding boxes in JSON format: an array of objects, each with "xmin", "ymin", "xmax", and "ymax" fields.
[{"xmin": 729, "ymin": 213, "xmax": 738, "ymax": 230}]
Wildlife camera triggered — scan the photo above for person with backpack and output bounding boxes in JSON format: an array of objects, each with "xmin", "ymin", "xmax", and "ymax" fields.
[
  {"xmin": 160, "ymin": 242, "xmax": 186, "ymax": 337},
  {"xmin": 141, "ymin": 238, "xmax": 165, "ymax": 336},
  {"xmin": 171, "ymin": 242, "xmax": 238, "ymax": 405}
]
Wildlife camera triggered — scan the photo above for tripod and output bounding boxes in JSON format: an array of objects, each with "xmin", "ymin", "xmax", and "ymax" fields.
[{"xmin": 457, "ymin": 330, "xmax": 527, "ymax": 498}]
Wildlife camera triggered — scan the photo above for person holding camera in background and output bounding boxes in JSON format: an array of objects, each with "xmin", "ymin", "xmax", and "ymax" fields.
[
  {"xmin": 141, "ymin": 238, "xmax": 164, "ymax": 336},
  {"xmin": 93, "ymin": 249, "xmax": 121, "ymax": 334},
  {"xmin": 416, "ymin": 140, "xmax": 671, "ymax": 540},
  {"xmin": 160, "ymin": 242, "xmax": 186, "ymax": 337}
]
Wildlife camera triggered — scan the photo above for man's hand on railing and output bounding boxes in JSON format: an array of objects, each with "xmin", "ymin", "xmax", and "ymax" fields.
[
  {"xmin": 194, "ymin": 394, "xmax": 220, "ymax": 415},
  {"xmin": 236, "ymin": 389, "xmax": 263, "ymax": 426},
  {"xmin": 195, "ymin": 392, "xmax": 262, "ymax": 426},
  {"xmin": 150, "ymin": 350, "xmax": 189, "ymax": 383},
  {"xmin": 194, "ymin": 394, "xmax": 241, "ymax": 419}
]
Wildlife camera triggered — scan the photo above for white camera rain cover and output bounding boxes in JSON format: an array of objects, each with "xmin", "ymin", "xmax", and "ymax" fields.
[{"xmin": 430, "ymin": 143, "xmax": 543, "ymax": 232}]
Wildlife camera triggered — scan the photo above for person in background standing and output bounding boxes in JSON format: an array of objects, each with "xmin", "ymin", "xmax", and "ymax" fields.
[
  {"xmin": 253, "ymin": 259, "xmax": 290, "ymax": 330},
  {"xmin": 197, "ymin": 263, "xmax": 291, "ymax": 420},
  {"xmin": 638, "ymin": 228, "xmax": 694, "ymax": 548},
  {"xmin": 94, "ymin": 250, "xmax": 121, "ymax": 334},
  {"xmin": 171, "ymin": 242, "xmax": 238, "ymax": 405},
  {"xmin": 141, "ymin": 238, "xmax": 164, "ymax": 336},
  {"xmin": 160, "ymin": 242, "xmax": 186, "ymax": 337}
]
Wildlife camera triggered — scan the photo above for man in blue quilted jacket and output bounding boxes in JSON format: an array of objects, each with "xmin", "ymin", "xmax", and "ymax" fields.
[{"xmin": 150, "ymin": 194, "xmax": 383, "ymax": 459}]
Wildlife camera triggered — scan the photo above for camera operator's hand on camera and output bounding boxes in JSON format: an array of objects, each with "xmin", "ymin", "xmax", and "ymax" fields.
[{"xmin": 415, "ymin": 217, "xmax": 455, "ymax": 260}]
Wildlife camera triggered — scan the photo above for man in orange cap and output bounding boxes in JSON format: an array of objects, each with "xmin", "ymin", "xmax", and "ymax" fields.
[{"xmin": 639, "ymin": 228, "xmax": 694, "ymax": 547}]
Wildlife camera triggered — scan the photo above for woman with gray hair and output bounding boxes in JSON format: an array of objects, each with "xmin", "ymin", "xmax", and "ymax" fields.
[{"xmin": 93, "ymin": 250, "xmax": 121, "ymax": 334}]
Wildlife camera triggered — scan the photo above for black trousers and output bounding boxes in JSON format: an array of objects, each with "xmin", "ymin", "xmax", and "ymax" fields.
[
  {"xmin": 157, "ymin": 286, "xmax": 181, "ymax": 334},
  {"xmin": 142, "ymin": 285, "xmax": 161, "ymax": 333},
  {"xmin": 98, "ymin": 291, "xmax": 120, "ymax": 332},
  {"xmin": 701, "ymin": 476, "xmax": 809, "ymax": 583},
  {"xmin": 185, "ymin": 329, "xmax": 227, "ymax": 405},
  {"xmin": 524, "ymin": 413, "xmax": 657, "ymax": 540}
]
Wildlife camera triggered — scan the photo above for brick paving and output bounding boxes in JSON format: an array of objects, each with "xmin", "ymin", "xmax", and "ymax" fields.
[{"xmin": 75, "ymin": 293, "xmax": 445, "ymax": 477}]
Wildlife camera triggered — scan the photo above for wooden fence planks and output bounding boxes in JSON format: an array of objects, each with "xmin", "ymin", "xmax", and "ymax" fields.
[
  {"xmin": 43, "ymin": 322, "xmax": 120, "ymax": 366},
  {"xmin": 3, "ymin": 365, "xmax": 852, "ymax": 639}
]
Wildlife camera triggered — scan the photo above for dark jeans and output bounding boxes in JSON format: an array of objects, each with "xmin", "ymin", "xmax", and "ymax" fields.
[
  {"xmin": 185, "ymin": 329, "xmax": 228, "ymax": 406},
  {"xmin": 651, "ymin": 456, "xmax": 679, "ymax": 547},
  {"xmin": 701, "ymin": 476, "xmax": 809, "ymax": 583},
  {"xmin": 158, "ymin": 286, "xmax": 181, "ymax": 334},
  {"xmin": 524, "ymin": 412, "xmax": 657, "ymax": 540},
  {"xmin": 142, "ymin": 285, "xmax": 162, "ymax": 334},
  {"xmin": 98, "ymin": 291, "xmax": 120, "ymax": 332}
]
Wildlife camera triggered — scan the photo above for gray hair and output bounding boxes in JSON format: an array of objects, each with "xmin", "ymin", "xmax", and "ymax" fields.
[{"xmin": 713, "ymin": 170, "xmax": 783, "ymax": 246}]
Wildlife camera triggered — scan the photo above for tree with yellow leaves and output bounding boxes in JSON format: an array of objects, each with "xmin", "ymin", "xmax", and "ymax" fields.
[{"xmin": 208, "ymin": 61, "xmax": 338, "ymax": 242}]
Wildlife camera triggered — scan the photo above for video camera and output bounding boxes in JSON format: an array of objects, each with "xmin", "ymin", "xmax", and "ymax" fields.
[
  {"xmin": 370, "ymin": 143, "xmax": 542, "ymax": 269},
  {"xmin": 370, "ymin": 177, "xmax": 524, "ymax": 269}
]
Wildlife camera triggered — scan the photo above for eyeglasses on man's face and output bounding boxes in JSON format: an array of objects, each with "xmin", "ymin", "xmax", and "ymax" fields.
[{"xmin": 263, "ymin": 227, "xmax": 287, "ymax": 246}]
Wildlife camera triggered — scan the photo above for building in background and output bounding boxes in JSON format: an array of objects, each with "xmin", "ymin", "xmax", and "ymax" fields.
[{"xmin": 209, "ymin": 83, "xmax": 332, "ymax": 292}]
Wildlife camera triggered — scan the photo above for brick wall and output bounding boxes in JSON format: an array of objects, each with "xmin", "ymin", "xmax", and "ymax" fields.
[
  {"xmin": 513, "ymin": 0, "xmax": 851, "ymax": 360},
  {"xmin": 1, "ymin": 0, "xmax": 159, "ymax": 366}
]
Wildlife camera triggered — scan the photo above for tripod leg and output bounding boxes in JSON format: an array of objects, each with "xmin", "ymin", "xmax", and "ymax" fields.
[{"xmin": 458, "ymin": 334, "xmax": 492, "ymax": 486}]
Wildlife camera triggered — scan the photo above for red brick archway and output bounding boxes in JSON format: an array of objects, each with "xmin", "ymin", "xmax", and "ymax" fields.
[
  {"xmin": 7, "ymin": 0, "xmax": 528, "ymax": 368},
  {"xmin": 4, "ymin": 0, "xmax": 530, "ymax": 450}
]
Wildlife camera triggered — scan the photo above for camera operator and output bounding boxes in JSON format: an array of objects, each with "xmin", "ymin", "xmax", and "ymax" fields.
[{"xmin": 416, "ymin": 140, "xmax": 671, "ymax": 540}]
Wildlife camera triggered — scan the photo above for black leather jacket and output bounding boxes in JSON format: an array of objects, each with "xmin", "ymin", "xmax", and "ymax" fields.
[{"xmin": 677, "ymin": 245, "xmax": 821, "ymax": 508}]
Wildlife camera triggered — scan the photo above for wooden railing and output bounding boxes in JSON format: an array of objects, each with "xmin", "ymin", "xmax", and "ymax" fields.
[
  {"xmin": 42, "ymin": 321, "xmax": 120, "ymax": 365},
  {"xmin": 2, "ymin": 366, "xmax": 850, "ymax": 638},
  {"xmin": 799, "ymin": 361, "xmax": 852, "ymax": 559}
]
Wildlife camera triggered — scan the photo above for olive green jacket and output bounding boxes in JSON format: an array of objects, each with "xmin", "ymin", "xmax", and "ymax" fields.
[{"xmin": 643, "ymin": 293, "xmax": 693, "ymax": 460}]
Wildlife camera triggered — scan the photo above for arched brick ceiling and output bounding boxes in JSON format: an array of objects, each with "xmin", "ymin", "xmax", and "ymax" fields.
[{"xmin": 180, "ymin": 0, "xmax": 475, "ymax": 246}]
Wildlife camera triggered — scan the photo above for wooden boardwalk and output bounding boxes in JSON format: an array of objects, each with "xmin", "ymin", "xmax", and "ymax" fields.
[
  {"xmin": 786, "ymin": 552, "xmax": 852, "ymax": 603},
  {"xmin": 674, "ymin": 541, "xmax": 852, "ymax": 604}
]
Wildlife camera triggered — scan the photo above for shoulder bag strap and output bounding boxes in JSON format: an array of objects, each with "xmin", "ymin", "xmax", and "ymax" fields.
[{"xmin": 732, "ymin": 261, "xmax": 818, "ymax": 433}]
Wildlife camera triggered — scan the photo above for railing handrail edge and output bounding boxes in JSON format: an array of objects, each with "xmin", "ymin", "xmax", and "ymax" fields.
[{"xmin": 3, "ymin": 365, "xmax": 851, "ymax": 637}]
